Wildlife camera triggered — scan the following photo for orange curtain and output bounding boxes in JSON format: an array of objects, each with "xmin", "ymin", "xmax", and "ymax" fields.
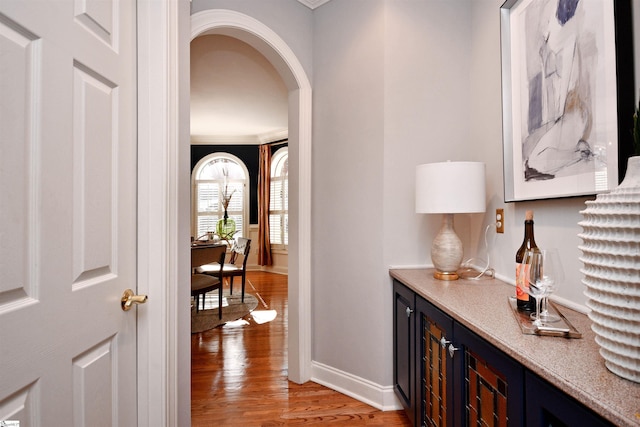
[{"xmin": 257, "ymin": 145, "xmax": 273, "ymax": 266}]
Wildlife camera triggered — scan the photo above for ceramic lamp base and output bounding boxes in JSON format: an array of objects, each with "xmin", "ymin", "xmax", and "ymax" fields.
[{"xmin": 431, "ymin": 213, "xmax": 463, "ymax": 281}]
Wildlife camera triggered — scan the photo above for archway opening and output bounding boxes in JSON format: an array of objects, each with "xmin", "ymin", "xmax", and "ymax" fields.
[{"xmin": 190, "ymin": 9, "xmax": 312, "ymax": 384}]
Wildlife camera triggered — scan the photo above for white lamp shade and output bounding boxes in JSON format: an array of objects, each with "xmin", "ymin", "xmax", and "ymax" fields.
[{"xmin": 416, "ymin": 161, "xmax": 486, "ymax": 214}]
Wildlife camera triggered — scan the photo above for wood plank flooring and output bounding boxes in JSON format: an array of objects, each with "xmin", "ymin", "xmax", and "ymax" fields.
[{"xmin": 191, "ymin": 271, "xmax": 411, "ymax": 426}]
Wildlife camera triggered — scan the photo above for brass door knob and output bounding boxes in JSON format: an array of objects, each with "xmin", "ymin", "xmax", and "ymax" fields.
[{"xmin": 121, "ymin": 289, "xmax": 148, "ymax": 311}]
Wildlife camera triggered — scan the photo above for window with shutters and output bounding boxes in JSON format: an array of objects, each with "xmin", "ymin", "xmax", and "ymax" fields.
[
  {"xmin": 269, "ymin": 147, "xmax": 288, "ymax": 249},
  {"xmin": 192, "ymin": 153, "xmax": 248, "ymax": 240}
]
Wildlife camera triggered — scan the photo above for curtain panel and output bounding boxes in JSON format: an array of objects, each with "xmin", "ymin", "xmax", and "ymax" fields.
[{"xmin": 257, "ymin": 145, "xmax": 273, "ymax": 265}]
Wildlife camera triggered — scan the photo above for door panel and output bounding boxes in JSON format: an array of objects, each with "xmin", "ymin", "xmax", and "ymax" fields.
[
  {"xmin": 0, "ymin": 13, "xmax": 37, "ymax": 307},
  {"xmin": 0, "ymin": 0, "xmax": 137, "ymax": 424},
  {"xmin": 393, "ymin": 280, "xmax": 415, "ymax": 425},
  {"xmin": 416, "ymin": 296, "xmax": 454, "ymax": 427},
  {"xmin": 72, "ymin": 338, "xmax": 117, "ymax": 426},
  {"xmin": 72, "ymin": 62, "xmax": 116, "ymax": 285},
  {"xmin": 454, "ymin": 322, "xmax": 524, "ymax": 427}
]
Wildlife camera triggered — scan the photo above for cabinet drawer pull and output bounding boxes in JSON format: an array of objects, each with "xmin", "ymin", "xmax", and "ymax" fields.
[
  {"xmin": 406, "ymin": 306, "xmax": 413, "ymax": 317},
  {"xmin": 448, "ymin": 343, "xmax": 459, "ymax": 358}
]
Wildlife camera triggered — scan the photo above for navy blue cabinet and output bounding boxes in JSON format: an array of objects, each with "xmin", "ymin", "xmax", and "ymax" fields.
[
  {"xmin": 415, "ymin": 289, "xmax": 523, "ymax": 426},
  {"xmin": 394, "ymin": 279, "xmax": 523, "ymax": 426},
  {"xmin": 392, "ymin": 279, "xmax": 612, "ymax": 427},
  {"xmin": 415, "ymin": 292, "xmax": 455, "ymax": 426},
  {"xmin": 524, "ymin": 371, "xmax": 613, "ymax": 427},
  {"xmin": 393, "ymin": 280, "xmax": 416, "ymax": 425}
]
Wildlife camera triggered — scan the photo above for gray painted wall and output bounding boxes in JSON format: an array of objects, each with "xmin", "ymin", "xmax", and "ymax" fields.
[
  {"xmin": 191, "ymin": 0, "xmax": 640, "ymax": 396},
  {"xmin": 313, "ymin": 0, "xmax": 387, "ymax": 384},
  {"xmin": 314, "ymin": 0, "xmax": 640, "ymax": 387}
]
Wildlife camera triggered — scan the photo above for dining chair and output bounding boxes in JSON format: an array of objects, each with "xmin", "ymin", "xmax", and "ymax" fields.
[
  {"xmin": 191, "ymin": 244, "xmax": 226, "ymax": 317},
  {"xmin": 197, "ymin": 238, "xmax": 251, "ymax": 303}
]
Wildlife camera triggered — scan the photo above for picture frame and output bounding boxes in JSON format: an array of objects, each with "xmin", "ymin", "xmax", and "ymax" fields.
[{"xmin": 500, "ymin": 0, "xmax": 634, "ymax": 202}]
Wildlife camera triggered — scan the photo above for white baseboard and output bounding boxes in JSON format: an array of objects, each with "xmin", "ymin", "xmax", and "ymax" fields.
[
  {"xmin": 310, "ymin": 361, "xmax": 403, "ymax": 411},
  {"xmin": 261, "ymin": 265, "xmax": 288, "ymax": 275}
]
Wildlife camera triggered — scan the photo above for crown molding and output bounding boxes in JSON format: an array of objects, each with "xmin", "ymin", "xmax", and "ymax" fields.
[
  {"xmin": 191, "ymin": 134, "xmax": 259, "ymax": 145},
  {"xmin": 297, "ymin": 0, "xmax": 332, "ymax": 10},
  {"xmin": 258, "ymin": 129, "xmax": 288, "ymax": 144},
  {"xmin": 191, "ymin": 129, "xmax": 288, "ymax": 145}
]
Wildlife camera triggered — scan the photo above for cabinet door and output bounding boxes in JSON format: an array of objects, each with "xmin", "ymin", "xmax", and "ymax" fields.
[
  {"xmin": 525, "ymin": 371, "xmax": 614, "ymax": 427},
  {"xmin": 454, "ymin": 323, "xmax": 524, "ymax": 427},
  {"xmin": 393, "ymin": 280, "xmax": 416, "ymax": 425},
  {"xmin": 416, "ymin": 296, "xmax": 455, "ymax": 427}
]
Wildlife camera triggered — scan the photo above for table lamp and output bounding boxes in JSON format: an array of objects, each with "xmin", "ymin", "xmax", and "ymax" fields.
[{"xmin": 416, "ymin": 161, "xmax": 486, "ymax": 280}]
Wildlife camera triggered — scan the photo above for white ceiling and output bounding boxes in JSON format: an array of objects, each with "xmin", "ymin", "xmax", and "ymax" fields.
[
  {"xmin": 191, "ymin": 0, "xmax": 330, "ymax": 144},
  {"xmin": 190, "ymin": 34, "xmax": 289, "ymax": 144},
  {"xmin": 190, "ymin": 1, "xmax": 334, "ymax": 144}
]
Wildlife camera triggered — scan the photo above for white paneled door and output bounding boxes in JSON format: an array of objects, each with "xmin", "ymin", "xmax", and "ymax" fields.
[{"xmin": 0, "ymin": 0, "xmax": 139, "ymax": 425}]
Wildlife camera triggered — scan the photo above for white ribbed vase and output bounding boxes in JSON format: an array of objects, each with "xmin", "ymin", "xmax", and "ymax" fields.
[{"xmin": 578, "ymin": 156, "xmax": 640, "ymax": 383}]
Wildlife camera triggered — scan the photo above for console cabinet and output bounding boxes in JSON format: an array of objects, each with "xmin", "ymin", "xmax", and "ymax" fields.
[
  {"xmin": 394, "ymin": 280, "xmax": 522, "ymax": 426},
  {"xmin": 393, "ymin": 279, "xmax": 612, "ymax": 427},
  {"xmin": 524, "ymin": 371, "xmax": 612, "ymax": 427},
  {"xmin": 393, "ymin": 279, "xmax": 416, "ymax": 425}
]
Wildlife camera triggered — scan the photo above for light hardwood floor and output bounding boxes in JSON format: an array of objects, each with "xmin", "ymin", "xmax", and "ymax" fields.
[{"xmin": 191, "ymin": 271, "xmax": 411, "ymax": 426}]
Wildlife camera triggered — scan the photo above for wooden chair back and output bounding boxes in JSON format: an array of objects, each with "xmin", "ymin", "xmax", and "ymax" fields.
[
  {"xmin": 229, "ymin": 238, "xmax": 251, "ymax": 266},
  {"xmin": 191, "ymin": 244, "xmax": 226, "ymax": 272}
]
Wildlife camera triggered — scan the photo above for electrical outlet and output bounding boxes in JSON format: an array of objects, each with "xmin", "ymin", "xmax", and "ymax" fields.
[{"xmin": 496, "ymin": 209, "xmax": 504, "ymax": 234}]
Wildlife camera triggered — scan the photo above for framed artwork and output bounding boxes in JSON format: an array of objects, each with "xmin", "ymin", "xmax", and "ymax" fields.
[{"xmin": 500, "ymin": 0, "xmax": 634, "ymax": 202}]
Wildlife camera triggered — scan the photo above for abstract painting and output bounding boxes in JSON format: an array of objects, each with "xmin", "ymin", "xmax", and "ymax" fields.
[{"xmin": 500, "ymin": 0, "xmax": 630, "ymax": 201}]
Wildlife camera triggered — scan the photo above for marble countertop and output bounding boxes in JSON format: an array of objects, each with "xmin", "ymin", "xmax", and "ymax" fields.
[{"xmin": 389, "ymin": 268, "xmax": 640, "ymax": 426}]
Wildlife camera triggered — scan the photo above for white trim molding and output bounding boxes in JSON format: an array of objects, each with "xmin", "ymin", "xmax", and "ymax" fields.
[
  {"xmin": 297, "ymin": 0, "xmax": 332, "ymax": 10},
  {"xmin": 190, "ymin": 128, "xmax": 288, "ymax": 145},
  {"xmin": 311, "ymin": 361, "xmax": 403, "ymax": 412},
  {"xmin": 137, "ymin": 0, "xmax": 191, "ymax": 426}
]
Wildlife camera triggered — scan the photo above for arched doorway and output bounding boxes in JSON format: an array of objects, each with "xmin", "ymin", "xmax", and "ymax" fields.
[{"xmin": 190, "ymin": 10, "xmax": 312, "ymax": 383}]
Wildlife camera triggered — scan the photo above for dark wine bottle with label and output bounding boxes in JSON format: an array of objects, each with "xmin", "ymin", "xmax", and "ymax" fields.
[{"xmin": 516, "ymin": 210, "xmax": 538, "ymax": 311}]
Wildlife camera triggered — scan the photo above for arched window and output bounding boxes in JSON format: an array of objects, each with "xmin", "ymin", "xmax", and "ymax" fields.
[
  {"xmin": 269, "ymin": 147, "xmax": 288, "ymax": 247},
  {"xmin": 192, "ymin": 153, "xmax": 249, "ymax": 240}
]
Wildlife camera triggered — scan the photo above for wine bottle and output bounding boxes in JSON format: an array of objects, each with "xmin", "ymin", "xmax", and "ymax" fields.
[{"xmin": 516, "ymin": 210, "xmax": 539, "ymax": 311}]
